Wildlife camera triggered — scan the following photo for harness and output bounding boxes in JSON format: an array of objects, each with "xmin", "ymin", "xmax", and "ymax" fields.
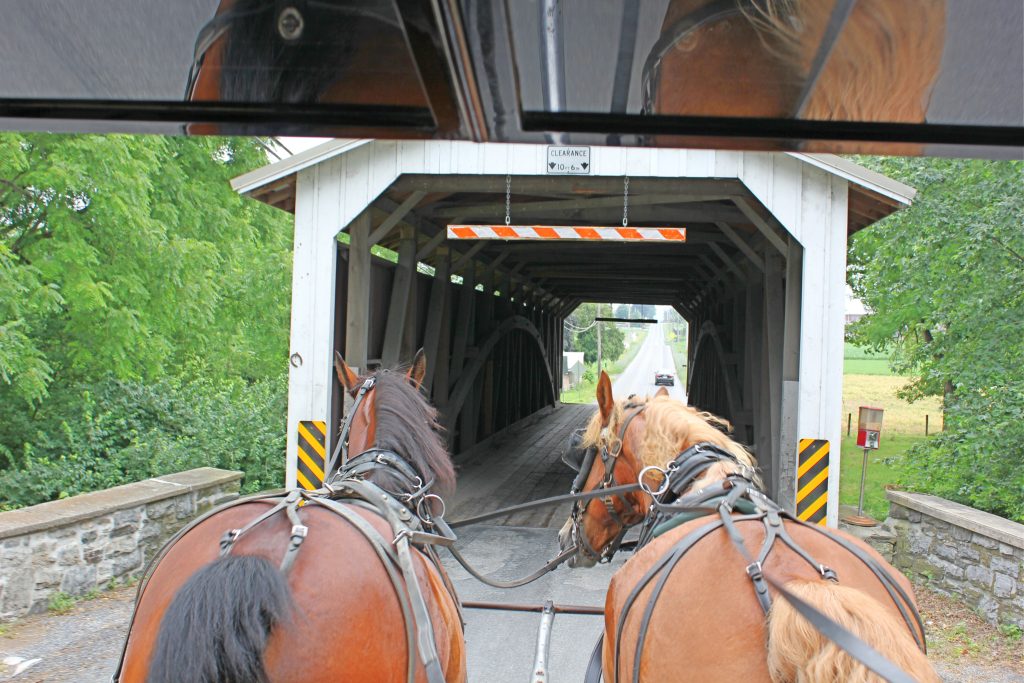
[
  {"xmin": 111, "ymin": 377, "xmax": 458, "ymax": 683},
  {"xmin": 585, "ymin": 441, "xmax": 928, "ymax": 683},
  {"xmin": 568, "ymin": 402, "xmax": 648, "ymax": 564}
]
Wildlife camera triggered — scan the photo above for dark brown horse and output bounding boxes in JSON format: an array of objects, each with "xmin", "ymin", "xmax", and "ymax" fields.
[
  {"xmin": 116, "ymin": 352, "xmax": 466, "ymax": 683},
  {"xmin": 559, "ymin": 372, "xmax": 938, "ymax": 682}
]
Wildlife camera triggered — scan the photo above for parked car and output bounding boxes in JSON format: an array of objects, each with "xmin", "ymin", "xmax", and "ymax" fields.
[{"xmin": 654, "ymin": 369, "xmax": 675, "ymax": 386}]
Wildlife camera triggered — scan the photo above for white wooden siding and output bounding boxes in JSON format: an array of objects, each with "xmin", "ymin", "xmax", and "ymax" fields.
[{"xmin": 287, "ymin": 140, "xmax": 851, "ymax": 522}]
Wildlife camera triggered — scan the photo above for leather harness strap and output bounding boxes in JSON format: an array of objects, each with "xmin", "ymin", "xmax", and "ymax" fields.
[
  {"xmin": 111, "ymin": 443, "xmax": 456, "ymax": 683},
  {"xmin": 597, "ymin": 441, "xmax": 927, "ymax": 683}
]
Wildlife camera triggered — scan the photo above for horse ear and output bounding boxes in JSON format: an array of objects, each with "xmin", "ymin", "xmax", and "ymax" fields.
[
  {"xmin": 655, "ymin": 387, "xmax": 669, "ymax": 398},
  {"xmin": 334, "ymin": 351, "xmax": 359, "ymax": 391},
  {"xmin": 407, "ymin": 348, "xmax": 427, "ymax": 390},
  {"xmin": 596, "ymin": 371, "xmax": 615, "ymax": 426}
]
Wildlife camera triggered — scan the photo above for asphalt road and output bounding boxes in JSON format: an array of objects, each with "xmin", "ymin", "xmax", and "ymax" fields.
[{"xmin": 610, "ymin": 324, "xmax": 686, "ymax": 403}]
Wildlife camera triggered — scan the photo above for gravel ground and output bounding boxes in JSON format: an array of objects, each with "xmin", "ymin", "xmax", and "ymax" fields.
[
  {"xmin": 1, "ymin": 572, "xmax": 1020, "ymax": 682},
  {"xmin": 0, "ymin": 585, "xmax": 135, "ymax": 682}
]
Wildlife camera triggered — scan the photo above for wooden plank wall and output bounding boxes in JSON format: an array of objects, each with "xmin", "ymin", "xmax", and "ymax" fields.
[{"xmin": 328, "ymin": 243, "xmax": 561, "ymax": 456}]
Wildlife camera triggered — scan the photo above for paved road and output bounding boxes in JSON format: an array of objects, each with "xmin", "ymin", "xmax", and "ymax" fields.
[{"xmin": 611, "ymin": 324, "xmax": 686, "ymax": 402}]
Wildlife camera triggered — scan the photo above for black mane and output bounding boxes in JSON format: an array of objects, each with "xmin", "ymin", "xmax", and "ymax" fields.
[{"xmin": 366, "ymin": 368, "xmax": 456, "ymax": 499}]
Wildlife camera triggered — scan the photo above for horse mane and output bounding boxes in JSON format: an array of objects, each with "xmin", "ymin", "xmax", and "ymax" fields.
[
  {"xmin": 744, "ymin": 0, "xmax": 945, "ymax": 123},
  {"xmin": 581, "ymin": 395, "xmax": 760, "ymax": 489},
  {"xmin": 370, "ymin": 368, "xmax": 456, "ymax": 499}
]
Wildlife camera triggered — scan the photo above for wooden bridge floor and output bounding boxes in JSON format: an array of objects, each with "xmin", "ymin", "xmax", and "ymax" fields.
[{"xmin": 449, "ymin": 403, "xmax": 594, "ymax": 528}]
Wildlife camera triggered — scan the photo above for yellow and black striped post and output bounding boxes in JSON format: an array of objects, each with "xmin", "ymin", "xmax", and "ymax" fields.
[
  {"xmin": 796, "ymin": 438, "xmax": 829, "ymax": 525},
  {"xmin": 297, "ymin": 420, "xmax": 327, "ymax": 491}
]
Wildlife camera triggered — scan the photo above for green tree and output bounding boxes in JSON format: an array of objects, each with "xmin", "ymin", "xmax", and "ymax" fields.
[
  {"xmin": 0, "ymin": 133, "xmax": 290, "ymax": 404},
  {"xmin": 0, "ymin": 133, "xmax": 293, "ymax": 502},
  {"xmin": 565, "ymin": 302, "xmax": 625, "ymax": 364},
  {"xmin": 848, "ymin": 156, "xmax": 1024, "ymax": 520}
]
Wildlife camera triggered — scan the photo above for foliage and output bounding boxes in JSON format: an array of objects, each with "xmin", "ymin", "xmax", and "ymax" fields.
[
  {"xmin": 0, "ymin": 133, "xmax": 291, "ymax": 406},
  {"xmin": 565, "ymin": 302, "xmax": 626, "ymax": 364},
  {"xmin": 0, "ymin": 371, "xmax": 287, "ymax": 510},
  {"xmin": 47, "ymin": 592, "xmax": 77, "ymax": 614},
  {"xmin": 0, "ymin": 133, "xmax": 292, "ymax": 507},
  {"xmin": 848, "ymin": 156, "xmax": 1024, "ymax": 521}
]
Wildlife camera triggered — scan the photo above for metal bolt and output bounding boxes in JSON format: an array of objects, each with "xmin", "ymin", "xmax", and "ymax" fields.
[{"xmin": 277, "ymin": 7, "xmax": 304, "ymax": 41}]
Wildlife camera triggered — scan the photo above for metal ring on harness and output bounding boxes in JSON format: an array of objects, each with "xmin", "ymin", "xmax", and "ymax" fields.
[
  {"xmin": 417, "ymin": 494, "xmax": 446, "ymax": 523},
  {"xmin": 638, "ymin": 465, "xmax": 670, "ymax": 497}
]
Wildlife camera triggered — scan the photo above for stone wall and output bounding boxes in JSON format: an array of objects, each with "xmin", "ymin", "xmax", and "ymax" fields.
[
  {"xmin": 0, "ymin": 468, "xmax": 242, "ymax": 621},
  {"xmin": 886, "ymin": 490, "xmax": 1023, "ymax": 628}
]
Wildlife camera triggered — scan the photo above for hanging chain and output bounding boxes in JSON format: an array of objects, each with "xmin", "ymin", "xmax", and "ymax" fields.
[
  {"xmin": 622, "ymin": 176, "xmax": 630, "ymax": 227},
  {"xmin": 505, "ymin": 174, "xmax": 512, "ymax": 226}
]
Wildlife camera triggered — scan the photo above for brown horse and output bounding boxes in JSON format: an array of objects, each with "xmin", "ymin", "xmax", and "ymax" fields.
[
  {"xmin": 116, "ymin": 352, "xmax": 466, "ymax": 683},
  {"xmin": 558, "ymin": 372, "xmax": 939, "ymax": 682},
  {"xmin": 645, "ymin": 0, "xmax": 946, "ymax": 153}
]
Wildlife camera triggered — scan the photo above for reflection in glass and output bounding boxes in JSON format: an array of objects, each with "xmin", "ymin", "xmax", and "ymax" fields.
[
  {"xmin": 185, "ymin": 0, "xmax": 429, "ymax": 110},
  {"xmin": 644, "ymin": 0, "xmax": 945, "ymax": 123}
]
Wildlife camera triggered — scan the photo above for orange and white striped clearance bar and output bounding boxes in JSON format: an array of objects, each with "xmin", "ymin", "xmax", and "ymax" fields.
[{"xmin": 447, "ymin": 225, "xmax": 687, "ymax": 242}]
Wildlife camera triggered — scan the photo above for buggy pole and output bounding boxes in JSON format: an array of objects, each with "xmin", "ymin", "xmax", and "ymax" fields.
[{"xmin": 531, "ymin": 600, "xmax": 555, "ymax": 683}]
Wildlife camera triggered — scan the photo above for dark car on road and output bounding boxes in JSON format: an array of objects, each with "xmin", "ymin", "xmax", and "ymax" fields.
[{"xmin": 654, "ymin": 369, "xmax": 674, "ymax": 386}]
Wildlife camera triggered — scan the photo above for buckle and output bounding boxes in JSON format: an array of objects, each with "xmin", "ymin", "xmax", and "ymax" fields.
[
  {"xmin": 746, "ymin": 561, "xmax": 763, "ymax": 580},
  {"xmin": 290, "ymin": 524, "xmax": 308, "ymax": 540}
]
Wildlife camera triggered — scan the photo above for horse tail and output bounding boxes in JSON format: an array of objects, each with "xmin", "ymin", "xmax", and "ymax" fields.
[
  {"xmin": 766, "ymin": 580, "xmax": 939, "ymax": 683},
  {"xmin": 147, "ymin": 555, "xmax": 292, "ymax": 683}
]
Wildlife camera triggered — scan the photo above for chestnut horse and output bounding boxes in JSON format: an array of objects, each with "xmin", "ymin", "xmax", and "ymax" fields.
[
  {"xmin": 558, "ymin": 372, "xmax": 939, "ymax": 682},
  {"xmin": 645, "ymin": 0, "xmax": 945, "ymax": 153},
  {"xmin": 115, "ymin": 351, "xmax": 466, "ymax": 683}
]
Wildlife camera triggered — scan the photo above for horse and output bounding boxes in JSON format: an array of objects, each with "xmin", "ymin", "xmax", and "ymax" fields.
[
  {"xmin": 643, "ymin": 0, "xmax": 945, "ymax": 153},
  {"xmin": 114, "ymin": 350, "xmax": 466, "ymax": 683},
  {"xmin": 558, "ymin": 371, "xmax": 939, "ymax": 682}
]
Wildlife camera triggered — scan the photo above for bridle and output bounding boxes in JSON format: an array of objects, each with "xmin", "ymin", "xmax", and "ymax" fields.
[
  {"xmin": 569, "ymin": 402, "xmax": 648, "ymax": 564},
  {"xmin": 641, "ymin": 0, "xmax": 857, "ymax": 118},
  {"xmin": 323, "ymin": 373, "xmax": 440, "ymax": 516}
]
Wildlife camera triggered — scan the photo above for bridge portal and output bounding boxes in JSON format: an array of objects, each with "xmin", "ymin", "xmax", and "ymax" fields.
[{"xmin": 233, "ymin": 141, "xmax": 913, "ymax": 526}]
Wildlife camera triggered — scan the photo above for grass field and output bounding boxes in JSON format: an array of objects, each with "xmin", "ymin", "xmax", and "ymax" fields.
[
  {"xmin": 842, "ymin": 374, "xmax": 942, "ymax": 436},
  {"xmin": 843, "ymin": 342, "xmax": 893, "ymax": 375},
  {"xmin": 838, "ymin": 433, "xmax": 926, "ymax": 521},
  {"xmin": 839, "ymin": 342, "xmax": 941, "ymax": 518}
]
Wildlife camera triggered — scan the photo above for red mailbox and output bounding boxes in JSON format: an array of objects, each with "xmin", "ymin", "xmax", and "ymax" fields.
[{"xmin": 856, "ymin": 406, "xmax": 884, "ymax": 449}]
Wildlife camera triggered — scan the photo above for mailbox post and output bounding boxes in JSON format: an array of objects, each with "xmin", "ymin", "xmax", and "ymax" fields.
[{"xmin": 850, "ymin": 406, "xmax": 884, "ymax": 524}]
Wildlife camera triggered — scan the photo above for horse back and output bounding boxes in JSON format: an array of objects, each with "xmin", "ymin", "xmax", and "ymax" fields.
[
  {"xmin": 605, "ymin": 516, "xmax": 920, "ymax": 682},
  {"xmin": 121, "ymin": 499, "xmax": 465, "ymax": 683}
]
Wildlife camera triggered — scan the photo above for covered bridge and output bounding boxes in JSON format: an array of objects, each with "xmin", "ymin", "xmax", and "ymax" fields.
[{"xmin": 232, "ymin": 140, "xmax": 913, "ymax": 526}]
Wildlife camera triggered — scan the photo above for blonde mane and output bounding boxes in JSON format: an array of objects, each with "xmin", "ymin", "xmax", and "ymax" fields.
[
  {"xmin": 582, "ymin": 395, "xmax": 760, "ymax": 490},
  {"xmin": 746, "ymin": 0, "xmax": 945, "ymax": 123}
]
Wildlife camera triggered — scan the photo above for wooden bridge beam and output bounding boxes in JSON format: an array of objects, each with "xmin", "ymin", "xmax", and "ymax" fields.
[{"xmin": 381, "ymin": 225, "xmax": 417, "ymax": 367}]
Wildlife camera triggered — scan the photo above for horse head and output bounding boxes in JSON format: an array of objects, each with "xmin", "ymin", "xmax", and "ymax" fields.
[
  {"xmin": 558, "ymin": 371, "xmax": 758, "ymax": 567},
  {"xmin": 557, "ymin": 372, "xmax": 656, "ymax": 568},
  {"xmin": 332, "ymin": 349, "xmax": 455, "ymax": 500}
]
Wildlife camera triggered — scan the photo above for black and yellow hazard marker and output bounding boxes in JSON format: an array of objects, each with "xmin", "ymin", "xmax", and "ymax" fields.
[
  {"xmin": 796, "ymin": 438, "xmax": 829, "ymax": 525},
  {"xmin": 297, "ymin": 420, "xmax": 327, "ymax": 491}
]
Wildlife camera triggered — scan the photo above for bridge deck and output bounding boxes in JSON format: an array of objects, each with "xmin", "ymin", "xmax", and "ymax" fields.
[{"xmin": 449, "ymin": 403, "xmax": 593, "ymax": 528}]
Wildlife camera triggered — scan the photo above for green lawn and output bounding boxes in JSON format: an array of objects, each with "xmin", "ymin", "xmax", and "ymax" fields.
[
  {"xmin": 843, "ymin": 358, "xmax": 893, "ymax": 375},
  {"xmin": 838, "ymin": 433, "xmax": 927, "ymax": 521},
  {"xmin": 843, "ymin": 342, "xmax": 894, "ymax": 376}
]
